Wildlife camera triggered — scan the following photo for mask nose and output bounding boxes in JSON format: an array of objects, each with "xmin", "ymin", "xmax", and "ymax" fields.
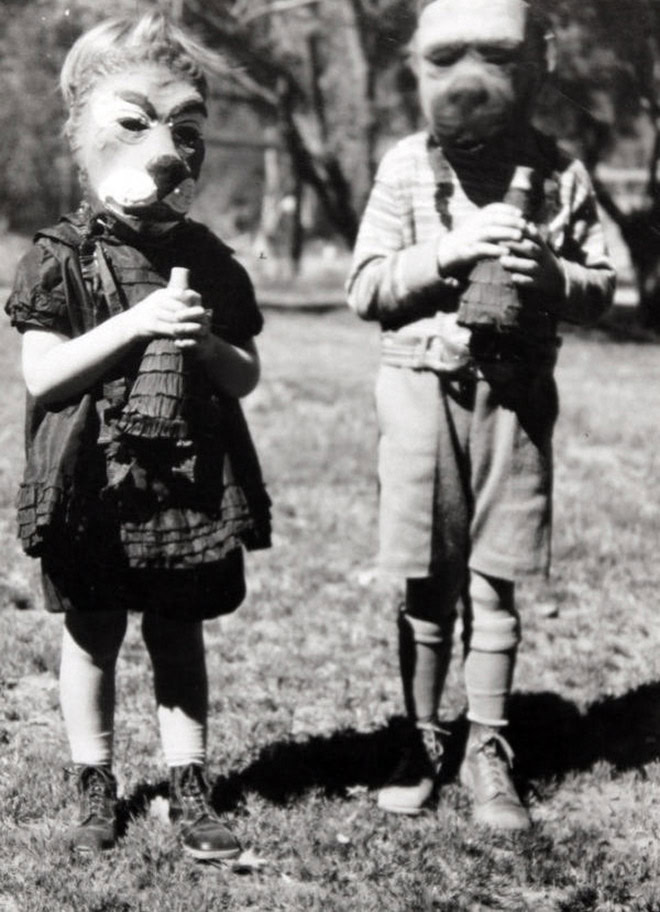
[
  {"xmin": 147, "ymin": 155, "xmax": 190, "ymax": 199},
  {"xmin": 447, "ymin": 75, "xmax": 489, "ymax": 111}
]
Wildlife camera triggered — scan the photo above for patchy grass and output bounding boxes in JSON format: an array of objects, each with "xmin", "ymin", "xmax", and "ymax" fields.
[{"xmin": 1, "ymin": 306, "xmax": 659, "ymax": 911}]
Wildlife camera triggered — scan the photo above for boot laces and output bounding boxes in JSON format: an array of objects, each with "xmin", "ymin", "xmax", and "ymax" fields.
[
  {"xmin": 419, "ymin": 724, "xmax": 448, "ymax": 773},
  {"xmin": 474, "ymin": 732, "xmax": 517, "ymax": 800},
  {"xmin": 80, "ymin": 766, "xmax": 115, "ymax": 820},
  {"xmin": 392, "ymin": 723, "xmax": 448, "ymax": 781},
  {"xmin": 179, "ymin": 765, "xmax": 214, "ymax": 821}
]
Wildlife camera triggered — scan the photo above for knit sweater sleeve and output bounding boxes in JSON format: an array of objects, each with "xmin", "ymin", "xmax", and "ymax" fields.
[
  {"xmin": 545, "ymin": 158, "xmax": 616, "ymax": 325},
  {"xmin": 346, "ymin": 139, "xmax": 461, "ymax": 325}
]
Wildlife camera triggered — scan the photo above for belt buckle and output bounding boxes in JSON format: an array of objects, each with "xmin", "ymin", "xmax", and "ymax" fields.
[{"xmin": 423, "ymin": 335, "xmax": 470, "ymax": 373}]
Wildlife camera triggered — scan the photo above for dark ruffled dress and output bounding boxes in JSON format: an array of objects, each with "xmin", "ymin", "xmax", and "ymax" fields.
[{"xmin": 5, "ymin": 209, "xmax": 271, "ymax": 620}]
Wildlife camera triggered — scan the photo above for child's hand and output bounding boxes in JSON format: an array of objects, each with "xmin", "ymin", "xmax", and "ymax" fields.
[
  {"xmin": 437, "ymin": 204, "xmax": 526, "ymax": 275},
  {"xmin": 500, "ymin": 223, "xmax": 566, "ymax": 300},
  {"xmin": 125, "ymin": 287, "xmax": 211, "ymax": 346}
]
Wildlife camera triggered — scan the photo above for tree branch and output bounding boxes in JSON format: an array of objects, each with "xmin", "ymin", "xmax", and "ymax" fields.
[
  {"xmin": 239, "ymin": 0, "xmax": 320, "ymax": 24},
  {"xmin": 186, "ymin": 0, "xmax": 307, "ymax": 104}
]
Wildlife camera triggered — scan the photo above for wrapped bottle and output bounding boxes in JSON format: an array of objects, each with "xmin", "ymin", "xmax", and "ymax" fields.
[
  {"xmin": 456, "ymin": 166, "xmax": 538, "ymax": 332},
  {"xmin": 116, "ymin": 267, "xmax": 195, "ymax": 442}
]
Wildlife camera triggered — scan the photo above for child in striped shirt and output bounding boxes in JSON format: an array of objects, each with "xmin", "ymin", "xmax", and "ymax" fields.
[{"xmin": 347, "ymin": 0, "xmax": 615, "ymax": 829}]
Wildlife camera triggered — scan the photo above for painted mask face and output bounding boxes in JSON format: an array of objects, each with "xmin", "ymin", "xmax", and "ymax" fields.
[
  {"xmin": 77, "ymin": 65, "xmax": 207, "ymax": 224},
  {"xmin": 416, "ymin": 0, "xmax": 544, "ymax": 153}
]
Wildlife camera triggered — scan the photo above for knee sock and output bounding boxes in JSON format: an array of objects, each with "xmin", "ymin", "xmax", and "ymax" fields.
[
  {"xmin": 399, "ymin": 577, "xmax": 458, "ymax": 726},
  {"xmin": 464, "ymin": 572, "xmax": 519, "ymax": 728},
  {"xmin": 142, "ymin": 614, "xmax": 208, "ymax": 768},
  {"xmin": 60, "ymin": 610, "xmax": 127, "ymax": 767}
]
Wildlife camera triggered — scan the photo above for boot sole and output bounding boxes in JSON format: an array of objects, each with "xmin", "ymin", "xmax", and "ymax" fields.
[
  {"xmin": 71, "ymin": 841, "xmax": 116, "ymax": 854},
  {"xmin": 183, "ymin": 844, "xmax": 242, "ymax": 861},
  {"xmin": 377, "ymin": 801, "xmax": 426, "ymax": 816}
]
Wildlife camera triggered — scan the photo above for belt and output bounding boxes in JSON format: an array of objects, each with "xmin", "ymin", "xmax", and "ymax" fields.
[
  {"xmin": 380, "ymin": 332, "xmax": 560, "ymax": 374},
  {"xmin": 380, "ymin": 334, "xmax": 473, "ymax": 374}
]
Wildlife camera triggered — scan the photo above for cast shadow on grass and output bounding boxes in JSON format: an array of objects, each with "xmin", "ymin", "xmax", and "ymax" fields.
[
  {"xmin": 116, "ymin": 781, "xmax": 169, "ymax": 838},
  {"xmin": 213, "ymin": 717, "xmax": 448, "ymax": 811},
  {"xmin": 115, "ymin": 721, "xmax": 422, "ymax": 826},
  {"xmin": 214, "ymin": 683, "xmax": 660, "ymax": 809},
  {"xmin": 116, "ymin": 683, "xmax": 660, "ymax": 821},
  {"xmin": 509, "ymin": 682, "xmax": 660, "ymax": 783}
]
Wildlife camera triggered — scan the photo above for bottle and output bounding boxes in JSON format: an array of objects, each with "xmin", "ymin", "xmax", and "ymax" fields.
[
  {"xmin": 456, "ymin": 166, "xmax": 538, "ymax": 333},
  {"xmin": 116, "ymin": 267, "xmax": 194, "ymax": 441}
]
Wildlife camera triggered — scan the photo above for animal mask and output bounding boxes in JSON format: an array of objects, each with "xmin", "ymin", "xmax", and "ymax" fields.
[
  {"xmin": 415, "ymin": 0, "xmax": 551, "ymax": 153},
  {"xmin": 75, "ymin": 64, "xmax": 207, "ymax": 227}
]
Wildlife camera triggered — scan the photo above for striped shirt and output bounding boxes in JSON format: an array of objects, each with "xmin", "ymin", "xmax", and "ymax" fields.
[{"xmin": 346, "ymin": 130, "xmax": 616, "ymax": 359}]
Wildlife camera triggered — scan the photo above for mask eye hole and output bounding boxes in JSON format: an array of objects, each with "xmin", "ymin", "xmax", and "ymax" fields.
[
  {"xmin": 171, "ymin": 124, "xmax": 203, "ymax": 148},
  {"xmin": 119, "ymin": 117, "xmax": 148, "ymax": 133},
  {"xmin": 424, "ymin": 44, "xmax": 465, "ymax": 67},
  {"xmin": 478, "ymin": 46, "xmax": 520, "ymax": 66}
]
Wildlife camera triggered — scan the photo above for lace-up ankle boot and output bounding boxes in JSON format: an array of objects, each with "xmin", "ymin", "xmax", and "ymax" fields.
[
  {"xmin": 460, "ymin": 725, "xmax": 531, "ymax": 831},
  {"xmin": 169, "ymin": 764, "xmax": 241, "ymax": 860},
  {"xmin": 377, "ymin": 722, "xmax": 448, "ymax": 815},
  {"xmin": 68, "ymin": 765, "xmax": 118, "ymax": 853}
]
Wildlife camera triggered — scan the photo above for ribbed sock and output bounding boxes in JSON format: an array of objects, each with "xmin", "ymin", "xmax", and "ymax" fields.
[
  {"xmin": 60, "ymin": 610, "xmax": 127, "ymax": 766},
  {"xmin": 142, "ymin": 615, "xmax": 208, "ymax": 768},
  {"xmin": 464, "ymin": 572, "xmax": 519, "ymax": 727}
]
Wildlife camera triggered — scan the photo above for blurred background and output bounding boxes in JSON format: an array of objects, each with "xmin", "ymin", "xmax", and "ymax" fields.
[{"xmin": 0, "ymin": 0, "xmax": 659, "ymax": 323}]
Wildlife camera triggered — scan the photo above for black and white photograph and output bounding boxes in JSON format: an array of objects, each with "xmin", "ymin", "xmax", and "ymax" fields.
[{"xmin": 0, "ymin": 1, "xmax": 658, "ymax": 909}]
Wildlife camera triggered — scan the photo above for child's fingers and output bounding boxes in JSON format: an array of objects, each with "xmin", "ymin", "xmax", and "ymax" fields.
[
  {"xmin": 180, "ymin": 290, "xmax": 202, "ymax": 307},
  {"xmin": 172, "ymin": 320, "xmax": 207, "ymax": 336},
  {"xmin": 481, "ymin": 203, "xmax": 525, "ymax": 220},
  {"xmin": 505, "ymin": 238, "xmax": 541, "ymax": 258},
  {"xmin": 474, "ymin": 242, "xmax": 513, "ymax": 259},
  {"xmin": 500, "ymin": 254, "xmax": 539, "ymax": 275},
  {"xmin": 478, "ymin": 207, "xmax": 526, "ymax": 231},
  {"xmin": 509, "ymin": 273, "xmax": 537, "ymax": 287},
  {"xmin": 167, "ymin": 289, "xmax": 201, "ymax": 306},
  {"xmin": 523, "ymin": 222, "xmax": 543, "ymax": 241},
  {"xmin": 172, "ymin": 305, "xmax": 207, "ymax": 323},
  {"xmin": 173, "ymin": 337, "xmax": 199, "ymax": 349},
  {"xmin": 476, "ymin": 224, "xmax": 524, "ymax": 245}
]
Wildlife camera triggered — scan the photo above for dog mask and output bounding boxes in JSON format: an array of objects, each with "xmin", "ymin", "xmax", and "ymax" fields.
[
  {"xmin": 75, "ymin": 65, "xmax": 206, "ymax": 226},
  {"xmin": 415, "ymin": 0, "xmax": 551, "ymax": 153}
]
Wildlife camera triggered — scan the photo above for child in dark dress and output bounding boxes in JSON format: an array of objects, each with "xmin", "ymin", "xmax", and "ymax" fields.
[{"xmin": 5, "ymin": 13, "xmax": 270, "ymax": 858}]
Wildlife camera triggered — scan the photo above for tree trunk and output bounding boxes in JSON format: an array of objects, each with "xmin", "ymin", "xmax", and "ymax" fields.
[
  {"xmin": 593, "ymin": 171, "xmax": 660, "ymax": 329},
  {"xmin": 621, "ymin": 205, "xmax": 660, "ymax": 328}
]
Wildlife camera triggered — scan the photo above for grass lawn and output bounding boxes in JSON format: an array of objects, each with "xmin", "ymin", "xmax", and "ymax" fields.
[{"xmin": 0, "ymin": 305, "xmax": 659, "ymax": 911}]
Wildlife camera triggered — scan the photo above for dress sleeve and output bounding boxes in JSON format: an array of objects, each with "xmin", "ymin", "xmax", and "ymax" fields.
[
  {"xmin": 213, "ymin": 256, "xmax": 264, "ymax": 344},
  {"xmin": 191, "ymin": 229, "xmax": 264, "ymax": 344},
  {"xmin": 4, "ymin": 240, "xmax": 70, "ymax": 335}
]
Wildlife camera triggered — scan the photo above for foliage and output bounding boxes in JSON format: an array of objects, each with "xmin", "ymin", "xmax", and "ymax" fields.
[
  {"xmin": 179, "ymin": 0, "xmax": 416, "ymax": 246},
  {"xmin": 0, "ymin": 2, "xmax": 75, "ymax": 230},
  {"xmin": 2, "ymin": 0, "xmax": 660, "ymax": 318},
  {"xmin": 537, "ymin": 0, "xmax": 660, "ymax": 325},
  {"xmin": 1, "ymin": 307, "xmax": 660, "ymax": 909}
]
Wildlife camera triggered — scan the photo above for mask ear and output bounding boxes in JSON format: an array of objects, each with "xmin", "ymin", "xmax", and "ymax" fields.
[{"xmin": 407, "ymin": 34, "xmax": 421, "ymax": 79}]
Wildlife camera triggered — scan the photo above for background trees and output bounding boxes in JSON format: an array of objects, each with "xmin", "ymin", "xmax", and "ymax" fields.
[
  {"xmin": 539, "ymin": 0, "xmax": 660, "ymax": 325},
  {"xmin": 1, "ymin": 0, "xmax": 659, "ymax": 322}
]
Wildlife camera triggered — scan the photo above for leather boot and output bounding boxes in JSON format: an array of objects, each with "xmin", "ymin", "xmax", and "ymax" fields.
[
  {"xmin": 377, "ymin": 722, "xmax": 448, "ymax": 815},
  {"xmin": 460, "ymin": 725, "xmax": 531, "ymax": 831},
  {"xmin": 169, "ymin": 764, "xmax": 241, "ymax": 860},
  {"xmin": 67, "ymin": 764, "xmax": 117, "ymax": 853}
]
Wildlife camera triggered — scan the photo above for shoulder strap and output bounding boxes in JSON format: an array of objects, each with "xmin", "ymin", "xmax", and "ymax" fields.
[{"xmin": 35, "ymin": 220, "xmax": 94, "ymax": 338}]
